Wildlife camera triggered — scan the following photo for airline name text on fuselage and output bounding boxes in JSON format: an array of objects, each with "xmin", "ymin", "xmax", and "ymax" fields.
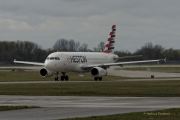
[{"xmin": 69, "ymin": 56, "xmax": 87, "ymax": 63}]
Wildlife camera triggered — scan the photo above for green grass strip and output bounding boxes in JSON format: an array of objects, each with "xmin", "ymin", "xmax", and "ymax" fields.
[
  {"xmin": 62, "ymin": 108, "xmax": 180, "ymax": 120},
  {"xmin": 0, "ymin": 106, "xmax": 39, "ymax": 111},
  {"xmin": 0, "ymin": 80, "xmax": 179, "ymax": 96}
]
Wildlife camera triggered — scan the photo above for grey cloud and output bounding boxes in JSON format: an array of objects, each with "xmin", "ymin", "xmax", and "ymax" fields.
[{"xmin": 0, "ymin": 0, "xmax": 179, "ymax": 51}]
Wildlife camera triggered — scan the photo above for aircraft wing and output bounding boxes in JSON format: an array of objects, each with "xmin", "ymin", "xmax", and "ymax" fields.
[
  {"xmin": 81, "ymin": 59, "xmax": 165, "ymax": 69},
  {"xmin": 14, "ymin": 60, "xmax": 44, "ymax": 66}
]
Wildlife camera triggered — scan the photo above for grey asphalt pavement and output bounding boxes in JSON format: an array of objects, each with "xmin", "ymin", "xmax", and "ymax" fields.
[{"xmin": 0, "ymin": 96, "xmax": 179, "ymax": 120}]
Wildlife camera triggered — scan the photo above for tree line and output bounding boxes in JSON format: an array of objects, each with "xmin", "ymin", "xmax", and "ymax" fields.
[
  {"xmin": 0, "ymin": 39, "xmax": 179, "ymax": 65},
  {"xmin": 0, "ymin": 41, "xmax": 49, "ymax": 65}
]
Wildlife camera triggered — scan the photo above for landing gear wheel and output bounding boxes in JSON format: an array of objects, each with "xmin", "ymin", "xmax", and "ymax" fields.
[
  {"xmin": 65, "ymin": 75, "xmax": 69, "ymax": 81},
  {"xmin": 94, "ymin": 77, "xmax": 98, "ymax": 81},
  {"xmin": 99, "ymin": 77, "xmax": 102, "ymax": 81},
  {"xmin": 55, "ymin": 77, "xmax": 59, "ymax": 81},
  {"xmin": 54, "ymin": 72, "xmax": 59, "ymax": 81},
  {"xmin": 60, "ymin": 72, "xmax": 69, "ymax": 81},
  {"xmin": 61, "ymin": 76, "xmax": 65, "ymax": 81},
  {"xmin": 94, "ymin": 77, "xmax": 102, "ymax": 81}
]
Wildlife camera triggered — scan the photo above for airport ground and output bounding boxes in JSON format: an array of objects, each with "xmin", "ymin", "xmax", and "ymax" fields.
[
  {"xmin": 0, "ymin": 106, "xmax": 38, "ymax": 111},
  {"xmin": 1, "ymin": 65, "xmax": 180, "ymax": 81},
  {"xmin": 0, "ymin": 65, "xmax": 180, "ymax": 119},
  {"xmin": 0, "ymin": 80, "xmax": 179, "ymax": 96},
  {"xmin": 0, "ymin": 96, "xmax": 180, "ymax": 120},
  {"xmin": 63, "ymin": 108, "xmax": 180, "ymax": 120},
  {"xmin": 118, "ymin": 65, "xmax": 180, "ymax": 73}
]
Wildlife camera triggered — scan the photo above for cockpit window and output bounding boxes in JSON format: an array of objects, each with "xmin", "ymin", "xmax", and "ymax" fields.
[
  {"xmin": 46, "ymin": 57, "xmax": 60, "ymax": 60},
  {"xmin": 55, "ymin": 57, "xmax": 60, "ymax": 60}
]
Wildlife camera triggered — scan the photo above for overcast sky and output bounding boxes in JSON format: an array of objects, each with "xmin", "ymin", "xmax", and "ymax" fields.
[{"xmin": 0, "ymin": 0, "xmax": 179, "ymax": 52}]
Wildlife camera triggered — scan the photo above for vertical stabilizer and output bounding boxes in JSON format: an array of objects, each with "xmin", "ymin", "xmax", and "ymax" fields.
[{"xmin": 103, "ymin": 25, "xmax": 116, "ymax": 53}]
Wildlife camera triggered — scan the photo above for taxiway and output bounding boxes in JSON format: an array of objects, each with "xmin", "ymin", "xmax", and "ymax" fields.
[{"xmin": 0, "ymin": 96, "xmax": 179, "ymax": 120}]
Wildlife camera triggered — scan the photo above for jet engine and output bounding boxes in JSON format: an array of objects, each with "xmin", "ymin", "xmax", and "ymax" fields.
[
  {"xmin": 40, "ymin": 68, "xmax": 52, "ymax": 77},
  {"xmin": 91, "ymin": 67, "xmax": 107, "ymax": 77}
]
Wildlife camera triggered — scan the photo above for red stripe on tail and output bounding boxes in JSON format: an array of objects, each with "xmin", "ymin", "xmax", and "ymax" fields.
[{"xmin": 103, "ymin": 25, "xmax": 116, "ymax": 53}]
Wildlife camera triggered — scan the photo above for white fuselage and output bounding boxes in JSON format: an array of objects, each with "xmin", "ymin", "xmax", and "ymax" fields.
[{"xmin": 44, "ymin": 52, "xmax": 118, "ymax": 73}]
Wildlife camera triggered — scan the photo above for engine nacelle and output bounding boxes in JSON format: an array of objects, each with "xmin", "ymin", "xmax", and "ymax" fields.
[
  {"xmin": 91, "ymin": 67, "xmax": 107, "ymax": 77},
  {"xmin": 40, "ymin": 68, "xmax": 52, "ymax": 77}
]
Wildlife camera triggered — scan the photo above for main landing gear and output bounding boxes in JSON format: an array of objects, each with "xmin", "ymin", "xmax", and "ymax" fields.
[
  {"xmin": 94, "ymin": 77, "xmax": 102, "ymax": 81},
  {"xmin": 61, "ymin": 72, "xmax": 69, "ymax": 81},
  {"xmin": 54, "ymin": 72, "xmax": 69, "ymax": 81}
]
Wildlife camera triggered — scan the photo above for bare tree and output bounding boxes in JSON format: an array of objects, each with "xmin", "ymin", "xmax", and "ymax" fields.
[
  {"xmin": 79, "ymin": 43, "xmax": 88, "ymax": 52},
  {"xmin": 93, "ymin": 41, "xmax": 104, "ymax": 52}
]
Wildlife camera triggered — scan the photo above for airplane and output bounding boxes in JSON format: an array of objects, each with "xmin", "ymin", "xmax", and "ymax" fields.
[{"xmin": 14, "ymin": 25, "xmax": 165, "ymax": 81}]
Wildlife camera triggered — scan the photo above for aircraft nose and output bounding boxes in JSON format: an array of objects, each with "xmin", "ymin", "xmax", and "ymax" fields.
[
  {"xmin": 44, "ymin": 59, "xmax": 57, "ymax": 71},
  {"xmin": 45, "ymin": 60, "xmax": 51, "ymax": 68}
]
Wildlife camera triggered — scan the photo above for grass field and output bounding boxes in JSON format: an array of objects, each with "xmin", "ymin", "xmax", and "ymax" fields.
[
  {"xmin": 0, "ymin": 70, "xmax": 46, "ymax": 81},
  {"xmin": 0, "ymin": 65, "xmax": 180, "ymax": 82},
  {"xmin": 0, "ymin": 80, "xmax": 179, "ymax": 96},
  {"xmin": 0, "ymin": 70, "xmax": 127, "ymax": 82},
  {"xmin": 0, "ymin": 106, "xmax": 39, "ymax": 111},
  {"xmin": 62, "ymin": 108, "xmax": 180, "ymax": 120},
  {"xmin": 123, "ymin": 66, "xmax": 180, "ymax": 73}
]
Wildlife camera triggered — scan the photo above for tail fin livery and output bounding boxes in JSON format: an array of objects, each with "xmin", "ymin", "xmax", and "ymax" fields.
[{"xmin": 103, "ymin": 25, "xmax": 116, "ymax": 53}]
